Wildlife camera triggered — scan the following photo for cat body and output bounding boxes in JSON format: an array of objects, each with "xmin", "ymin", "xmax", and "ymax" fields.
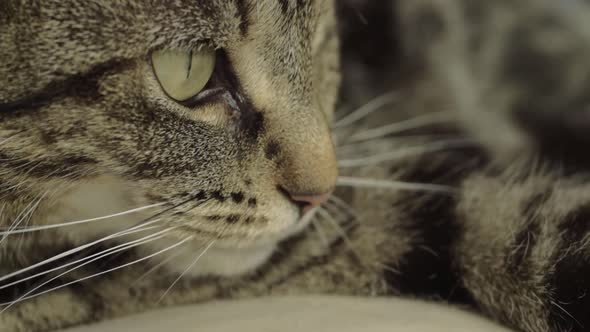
[{"xmin": 1, "ymin": 1, "xmax": 590, "ymax": 332}]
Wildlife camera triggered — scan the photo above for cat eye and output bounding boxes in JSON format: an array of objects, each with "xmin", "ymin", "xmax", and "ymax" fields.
[{"xmin": 151, "ymin": 48, "xmax": 216, "ymax": 102}]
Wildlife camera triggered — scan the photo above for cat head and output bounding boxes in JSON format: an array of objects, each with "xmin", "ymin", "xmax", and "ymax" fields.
[
  {"xmin": 397, "ymin": 0, "xmax": 590, "ymax": 168},
  {"xmin": 0, "ymin": 0, "xmax": 340, "ymax": 276}
]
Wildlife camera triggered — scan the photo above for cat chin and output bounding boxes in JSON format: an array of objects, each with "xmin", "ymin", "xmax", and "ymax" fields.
[{"xmin": 157, "ymin": 241, "xmax": 277, "ymax": 277}]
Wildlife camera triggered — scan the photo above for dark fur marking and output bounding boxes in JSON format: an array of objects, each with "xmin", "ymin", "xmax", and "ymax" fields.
[
  {"xmin": 506, "ymin": 191, "xmax": 552, "ymax": 275},
  {"xmin": 211, "ymin": 190, "xmax": 226, "ymax": 202},
  {"xmin": 240, "ymin": 110, "xmax": 265, "ymax": 142},
  {"xmin": 264, "ymin": 140, "xmax": 281, "ymax": 160},
  {"xmin": 265, "ymin": 232, "xmax": 359, "ymax": 289},
  {"xmin": 248, "ymin": 198, "xmax": 257, "ymax": 207},
  {"xmin": 207, "ymin": 215, "xmax": 223, "ymax": 221},
  {"xmin": 0, "ymin": 60, "xmax": 122, "ymax": 113},
  {"xmin": 247, "ymin": 228, "xmax": 350, "ymax": 286},
  {"xmin": 278, "ymin": 0, "xmax": 289, "ymax": 14},
  {"xmin": 558, "ymin": 203, "xmax": 590, "ymax": 244},
  {"xmin": 514, "ymin": 108, "xmax": 590, "ymax": 171},
  {"xmin": 226, "ymin": 214, "xmax": 240, "ymax": 223},
  {"xmin": 235, "ymin": 0, "xmax": 250, "ymax": 36},
  {"xmin": 548, "ymin": 250, "xmax": 590, "ymax": 332},
  {"xmin": 230, "ymin": 192, "xmax": 244, "ymax": 203},
  {"xmin": 195, "ymin": 191, "xmax": 208, "ymax": 200},
  {"xmin": 385, "ymin": 146, "xmax": 488, "ymax": 304},
  {"xmin": 206, "ymin": 51, "xmax": 265, "ymax": 141},
  {"xmin": 0, "ymin": 153, "xmax": 96, "ymax": 179}
]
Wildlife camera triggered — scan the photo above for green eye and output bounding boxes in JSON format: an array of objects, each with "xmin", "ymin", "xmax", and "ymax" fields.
[{"xmin": 151, "ymin": 48, "xmax": 216, "ymax": 102}]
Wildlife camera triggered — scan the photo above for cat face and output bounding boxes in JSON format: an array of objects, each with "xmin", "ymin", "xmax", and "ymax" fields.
[
  {"xmin": 0, "ymin": 0, "xmax": 340, "ymax": 276},
  {"xmin": 398, "ymin": 0, "xmax": 590, "ymax": 167}
]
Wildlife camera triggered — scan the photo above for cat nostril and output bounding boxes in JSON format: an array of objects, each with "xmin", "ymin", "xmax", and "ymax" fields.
[{"xmin": 278, "ymin": 186, "xmax": 333, "ymax": 215}]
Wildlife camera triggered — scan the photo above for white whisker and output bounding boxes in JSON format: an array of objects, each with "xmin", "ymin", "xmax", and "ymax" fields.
[
  {"xmin": 349, "ymin": 111, "xmax": 454, "ymax": 142},
  {"xmin": 0, "ymin": 235, "xmax": 192, "ymax": 310},
  {"xmin": 333, "ymin": 92, "xmax": 398, "ymax": 128},
  {"xmin": 157, "ymin": 240, "xmax": 215, "ymax": 303},
  {"xmin": 336, "ymin": 134, "xmax": 460, "ymax": 153},
  {"xmin": 133, "ymin": 248, "xmax": 189, "ymax": 285},
  {"xmin": 0, "ymin": 225, "xmax": 163, "ymax": 291},
  {"xmin": 377, "ymin": 262, "xmax": 401, "ymax": 275},
  {"xmin": 328, "ymin": 196, "xmax": 359, "ymax": 220},
  {"xmin": 0, "ymin": 217, "xmax": 165, "ymax": 283},
  {"xmin": 338, "ymin": 139, "xmax": 475, "ymax": 168},
  {"xmin": 317, "ymin": 208, "xmax": 354, "ymax": 248},
  {"xmin": 16, "ymin": 193, "xmax": 45, "ymax": 252},
  {"xmin": 0, "ymin": 192, "xmax": 47, "ymax": 245},
  {"xmin": 337, "ymin": 177, "xmax": 458, "ymax": 194},
  {"xmin": 299, "ymin": 207, "xmax": 320, "ymax": 225},
  {"xmin": 311, "ymin": 219, "xmax": 329, "ymax": 248},
  {"xmin": 0, "ymin": 203, "xmax": 166, "ymax": 235},
  {"xmin": 322, "ymin": 200, "xmax": 349, "ymax": 222}
]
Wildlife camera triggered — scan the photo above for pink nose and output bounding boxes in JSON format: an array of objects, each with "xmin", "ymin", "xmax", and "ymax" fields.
[{"xmin": 290, "ymin": 191, "xmax": 333, "ymax": 214}]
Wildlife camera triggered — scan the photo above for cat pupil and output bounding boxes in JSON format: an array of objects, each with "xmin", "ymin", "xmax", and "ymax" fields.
[{"xmin": 187, "ymin": 50, "xmax": 193, "ymax": 80}]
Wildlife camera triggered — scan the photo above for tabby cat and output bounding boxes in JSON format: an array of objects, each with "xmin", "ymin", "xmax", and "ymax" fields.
[{"xmin": 1, "ymin": 0, "xmax": 589, "ymax": 331}]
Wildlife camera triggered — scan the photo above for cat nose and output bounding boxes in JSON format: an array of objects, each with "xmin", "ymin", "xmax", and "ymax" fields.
[{"xmin": 287, "ymin": 191, "xmax": 333, "ymax": 214}]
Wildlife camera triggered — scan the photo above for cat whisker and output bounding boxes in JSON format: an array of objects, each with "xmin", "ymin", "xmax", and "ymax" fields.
[
  {"xmin": 0, "ymin": 203, "xmax": 166, "ymax": 235},
  {"xmin": 0, "ymin": 235, "xmax": 192, "ymax": 311},
  {"xmin": 0, "ymin": 227, "xmax": 175, "ymax": 311},
  {"xmin": 333, "ymin": 92, "xmax": 398, "ymax": 129},
  {"xmin": 317, "ymin": 207, "xmax": 376, "ymax": 270},
  {"xmin": 336, "ymin": 134, "xmax": 462, "ymax": 154},
  {"xmin": 322, "ymin": 200, "xmax": 350, "ymax": 223},
  {"xmin": 336, "ymin": 176, "xmax": 458, "ymax": 194},
  {"xmin": 338, "ymin": 138, "xmax": 475, "ymax": 168},
  {"xmin": 348, "ymin": 111, "xmax": 455, "ymax": 142},
  {"xmin": 376, "ymin": 262, "xmax": 401, "ymax": 275},
  {"xmin": 133, "ymin": 247, "xmax": 190, "ymax": 285},
  {"xmin": 16, "ymin": 193, "xmax": 46, "ymax": 252},
  {"xmin": 157, "ymin": 240, "xmax": 215, "ymax": 304},
  {"xmin": 0, "ymin": 191, "xmax": 47, "ymax": 245},
  {"xmin": 317, "ymin": 207, "xmax": 356, "ymax": 253},
  {"xmin": 299, "ymin": 206, "xmax": 320, "ymax": 225},
  {"xmin": 322, "ymin": 202, "xmax": 400, "ymax": 277},
  {"xmin": 0, "ymin": 191, "xmax": 203, "ymax": 283},
  {"xmin": 311, "ymin": 219, "xmax": 329, "ymax": 248},
  {"xmin": 550, "ymin": 300, "xmax": 583, "ymax": 328},
  {"xmin": 0, "ymin": 225, "xmax": 163, "ymax": 291},
  {"xmin": 0, "ymin": 217, "xmax": 163, "ymax": 283},
  {"xmin": 328, "ymin": 196, "xmax": 359, "ymax": 221}
]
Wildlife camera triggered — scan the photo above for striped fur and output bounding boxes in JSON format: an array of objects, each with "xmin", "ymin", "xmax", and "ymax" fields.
[{"xmin": 1, "ymin": 1, "xmax": 590, "ymax": 332}]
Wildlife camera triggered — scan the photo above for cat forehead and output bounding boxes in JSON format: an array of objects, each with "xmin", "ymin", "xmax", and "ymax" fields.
[{"xmin": 0, "ymin": 0, "xmax": 336, "ymax": 106}]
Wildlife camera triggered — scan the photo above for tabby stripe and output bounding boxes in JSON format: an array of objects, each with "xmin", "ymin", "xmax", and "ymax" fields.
[
  {"xmin": 384, "ymin": 144, "xmax": 489, "ymax": 304},
  {"xmin": 247, "ymin": 225, "xmax": 358, "ymax": 287},
  {"xmin": 0, "ymin": 152, "xmax": 97, "ymax": 179},
  {"xmin": 278, "ymin": 0, "xmax": 289, "ymax": 14},
  {"xmin": 548, "ymin": 203, "xmax": 590, "ymax": 332},
  {"xmin": 277, "ymin": 0, "xmax": 308, "ymax": 15},
  {"xmin": 558, "ymin": 202, "xmax": 590, "ymax": 244},
  {"xmin": 0, "ymin": 60, "xmax": 121, "ymax": 114},
  {"xmin": 505, "ymin": 190, "xmax": 552, "ymax": 276},
  {"xmin": 234, "ymin": 0, "xmax": 250, "ymax": 36}
]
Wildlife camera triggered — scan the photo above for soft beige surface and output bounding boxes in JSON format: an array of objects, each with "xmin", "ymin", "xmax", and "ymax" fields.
[{"xmin": 62, "ymin": 295, "xmax": 513, "ymax": 332}]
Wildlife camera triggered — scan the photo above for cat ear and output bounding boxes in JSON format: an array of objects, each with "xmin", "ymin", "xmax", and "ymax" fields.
[{"xmin": 151, "ymin": 48, "xmax": 216, "ymax": 102}]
